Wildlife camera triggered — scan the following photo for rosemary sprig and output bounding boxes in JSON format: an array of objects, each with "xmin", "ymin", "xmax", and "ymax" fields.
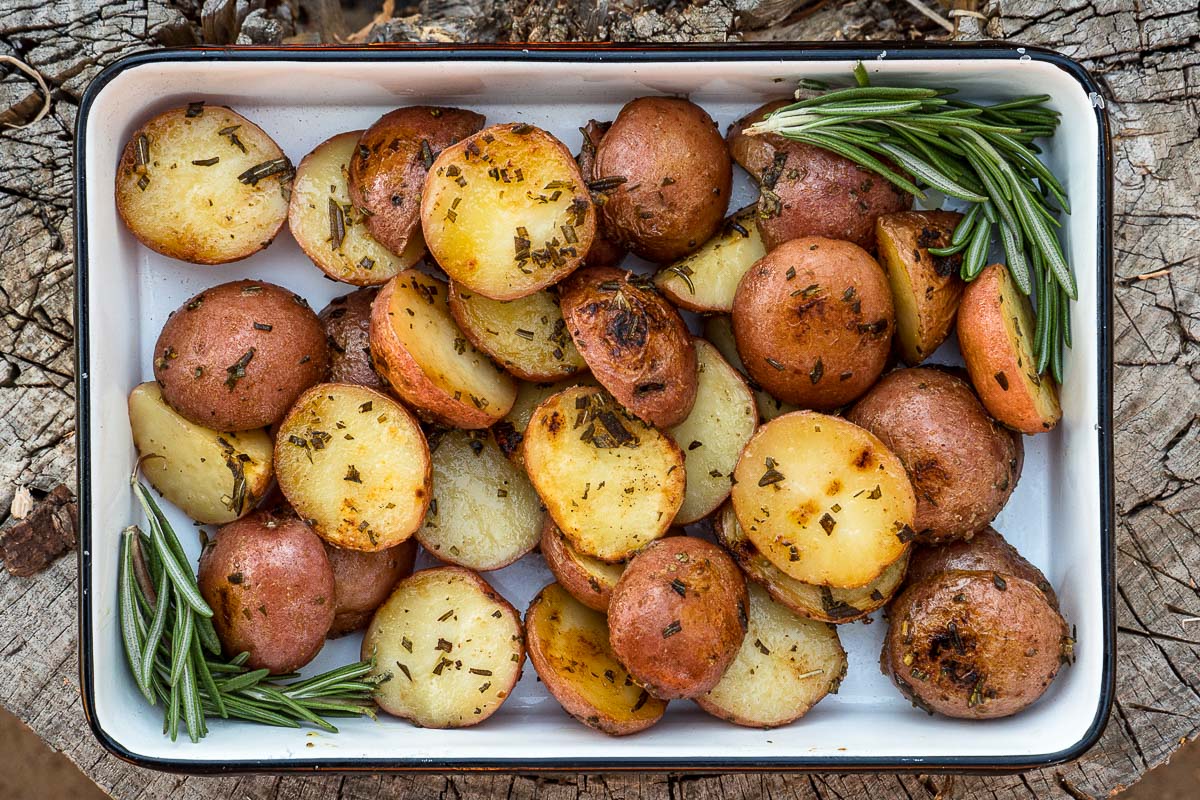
[{"xmin": 746, "ymin": 64, "xmax": 1074, "ymax": 383}]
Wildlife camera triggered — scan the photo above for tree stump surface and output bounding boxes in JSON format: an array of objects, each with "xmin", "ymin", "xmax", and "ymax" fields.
[{"xmin": 0, "ymin": 1, "xmax": 1195, "ymax": 797}]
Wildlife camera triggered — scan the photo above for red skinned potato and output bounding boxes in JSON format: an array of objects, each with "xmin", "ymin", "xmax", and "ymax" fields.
[
  {"xmin": 319, "ymin": 288, "xmax": 386, "ymax": 390},
  {"xmin": 539, "ymin": 516, "xmax": 625, "ymax": 611},
  {"xmin": 575, "ymin": 120, "xmax": 627, "ymax": 267},
  {"xmin": 904, "ymin": 527, "xmax": 1058, "ymax": 609},
  {"xmin": 325, "ymin": 539, "xmax": 418, "ymax": 637}
]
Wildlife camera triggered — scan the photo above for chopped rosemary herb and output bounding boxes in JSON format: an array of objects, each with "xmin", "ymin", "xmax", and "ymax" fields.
[{"xmin": 191, "ymin": 156, "xmax": 219, "ymax": 167}]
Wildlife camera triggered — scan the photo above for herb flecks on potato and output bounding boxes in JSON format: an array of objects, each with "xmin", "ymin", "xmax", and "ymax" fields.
[{"xmin": 654, "ymin": 205, "xmax": 766, "ymax": 313}]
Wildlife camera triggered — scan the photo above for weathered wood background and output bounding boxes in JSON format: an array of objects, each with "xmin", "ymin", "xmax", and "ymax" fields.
[{"xmin": 1, "ymin": 0, "xmax": 1196, "ymax": 797}]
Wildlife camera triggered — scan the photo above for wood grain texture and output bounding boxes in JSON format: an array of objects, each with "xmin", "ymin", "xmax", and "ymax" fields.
[{"xmin": 1, "ymin": 0, "xmax": 1197, "ymax": 797}]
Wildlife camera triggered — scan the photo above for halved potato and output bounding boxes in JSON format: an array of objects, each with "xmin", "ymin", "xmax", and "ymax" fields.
[
  {"xmin": 540, "ymin": 516, "xmax": 625, "ymax": 611},
  {"xmin": 522, "ymin": 386, "xmax": 685, "ymax": 562},
  {"xmin": 667, "ymin": 339, "xmax": 757, "ymax": 525},
  {"xmin": 363, "ymin": 567, "xmax": 524, "ymax": 728},
  {"xmin": 289, "ymin": 131, "xmax": 413, "ymax": 285},
  {"xmin": 696, "ymin": 583, "xmax": 847, "ymax": 728},
  {"xmin": 419, "ymin": 429, "xmax": 542, "ymax": 570},
  {"xmin": 702, "ymin": 316, "xmax": 797, "ymax": 422},
  {"xmin": 526, "ymin": 582, "xmax": 668, "ymax": 735},
  {"xmin": 492, "ymin": 376, "xmax": 599, "ymax": 466},
  {"xmin": 653, "ymin": 206, "xmax": 765, "ymax": 313},
  {"xmin": 421, "ymin": 123, "xmax": 596, "ymax": 300},
  {"xmin": 274, "ymin": 383, "xmax": 430, "ymax": 551},
  {"xmin": 448, "ymin": 284, "xmax": 587, "ymax": 381},
  {"xmin": 128, "ymin": 381, "xmax": 273, "ymax": 525},
  {"xmin": 370, "ymin": 270, "xmax": 517, "ymax": 428},
  {"xmin": 730, "ymin": 411, "xmax": 915, "ymax": 588},
  {"xmin": 713, "ymin": 502, "xmax": 908, "ymax": 623}
]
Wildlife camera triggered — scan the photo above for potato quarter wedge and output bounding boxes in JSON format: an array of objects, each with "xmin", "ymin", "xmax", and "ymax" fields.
[
  {"xmin": 702, "ymin": 315, "xmax": 797, "ymax": 422},
  {"xmin": 654, "ymin": 206, "xmax": 765, "ymax": 313},
  {"xmin": 539, "ymin": 516, "xmax": 625, "ymax": 611}
]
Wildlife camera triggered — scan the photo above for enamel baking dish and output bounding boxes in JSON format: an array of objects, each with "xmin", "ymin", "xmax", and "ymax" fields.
[{"xmin": 75, "ymin": 44, "xmax": 1113, "ymax": 773}]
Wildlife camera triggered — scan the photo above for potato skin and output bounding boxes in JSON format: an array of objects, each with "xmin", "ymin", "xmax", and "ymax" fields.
[
  {"xmin": 539, "ymin": 516, "xmax": 623, "ymax": 612},
  {"xmin": 319, "ymin": 288, "xmax": 386, "ymax": 390},
  {"xmin": 560, "ymin": 267, "xmax": 698, "ymax": 427},
  {"xmin": 325, "ymin": 539, "xmax": 418, "ymax": 637},
  {"xmin": 575, "ymin": 120, "xmax": 626, "ymax": 267},
  {"xmin": 608, "ymin": 537, "xmax": 748, "ymax": 699},
  {"xmin": 732, "ymin": 237, "xmax": 893, "ymax": 409},
  {"xmin": 882, "ymin": 570, "xmax": 1069, "ymax": 719},
  {"xmin": 198, "ymin": 511, "xmax": 335, "ymax": 674},
  {"xmin": 154, "ymin": 280, "xmax": 330, "ymax": 431},
  {"xmin": 905, "ymin": 527, "xmax": 1057, "ymax": 609},
  {"xmin": 594, "ymin": 97, "xmax": 732, "ymax": 262},
  {"xmin": 847, "ymin": 368, "xmax": 1022, "ymax": 543}
]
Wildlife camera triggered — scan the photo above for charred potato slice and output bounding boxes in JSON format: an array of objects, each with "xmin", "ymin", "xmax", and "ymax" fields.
[
  {"xmin": 539, "ymin": 516, "xmax": 625, "ymax": 611},
  {"xmin": 731, "ymin": 411, "xmax": 915, "ymax": 588},
  {"xmin": 422, "ymin": 123, "xmax": 595, "ymax": 300},
  {"xmin": 522, "ymin": 386, "xmax": 685, "ymax": 562},
  {"xmin": 275, "ymin": 383, "xmax": 430, "ymax": 551},
  {"xmin": 363, "ymin": 567, "xmax": 525, "ymax": 728},
  {"xmin": 128, "ymin": 381, "xmax": 273, "ymax": 525},
  {"xmin": 653, "ymin": 206, "xmax": 765, "ymax": 313},
  {"xmin": 697, "ymin": 583, "xmax": 847, "ymax": 727},
  {"xmin": 326, "ymin": 539, "xmax": 418, "ymax": 636},
  {"xmin": 320, "ymin": 288, "xmax": 386, "ymax": 390},
  {"xmin": 370, "ymin": 270, "xmax": 517, "ymax": 428},
  {"xmin": 957, "ymin": 264, "xmax": 1062, "ymax": 434},
  {"xmin": 905, "ymin": 527, "xmax": 1058, "ymax": 609},
  {"xmin": 526, "ymin": 582, "xmax": 668, "ymax": 735},
  {"xmin": 702, "ymin": 315, "xmax": 797, "ymax": 422},
  {"xmin": 575, "ymin": 119, "xmax": 626, "ymax": 267},
  {"xmin": 115, "ymin": 104, "xmax": 290, "ymax": 264}
]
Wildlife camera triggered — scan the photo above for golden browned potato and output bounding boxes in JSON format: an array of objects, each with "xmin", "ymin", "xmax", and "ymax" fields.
[
  {"xmin": 448, "ymin": 284, "xmax": 587, "ymax": 381},
  {"xmin": 697, "ymin": 584, "xmax": 847, "ymax": 727},
  {"xmin": 593, "ymin": 97, "xmax": 731, "ymax": 263},
  {"xmin": 653, "ymin": 206, "xmax": 766, "ymax": 313},
  {"xmin": 726, "ymin": 100, "xmax": 792, "ymax": 180},
  {"xmin": 847, "ymin": 368, "xmax": 1023, "ymax": 544},
  {"xmin": 574, "ymin": 120, "xmax": 627, "ymax": 267},
  {"xmin": 882, "ymin": 570, "xmax": 1070, "ymax": 719},
  {"xmin": 319, "ymin": 288, "xmax": 386, "ymax": 390},
  {"xmin": 348, "ymin": 106, "xmax": 484, "ymax": 261},
  {"xmin": 153, "ymin": 280, "xmax": 329, "ymax": 431},
  {"xmin": 274, "ymin": 383, "xmax": 430, "ymax": 551},
  {"xmin": 198, "ymin": 511, "xmax": 334, "ymax": 674},
  {"xmin": 369, "ymin": 270, "xmax": 517, "ymax": 428},
  {"xmin": 326, "ymin": 539, "xmax": 418, "ymax": 637},
  {"xmin": 731, "ymin": 411, "xmax": 915, "ymax": 588},
  {"xmin": 731, "ymin": 237, "xmax": 894, "ymax": 410},
  {"xmin": 421, "ymin": 123, "xmax": 595, "ymax": 300},
  {"xmin": 522, "ymin": 386, "xmax": 685, "ymax": 562},
  {"xmin": 363, "ymin": 567, "xmax": 525, "ymax": 728},
  {"xmin": 491, "ymin": 376, "xmax": 598, "ymax": 466},
  {"xmin": 526, "ymin": 583, "xmax": 668, "ymax": 735},
  {"xmin": 115, "ymin": 104, "xmax": 290, "ymax": 264},
  {"xmin": 957, "ymin": 264, "xmax": 1062, "ymax": 434},
  {"xmin": 289, "ymin": 131, "xmax": 412, "ymax": 285},
  {"xmin": 539, "ymin": 516, "xmax": 625, "ymax": 612},
  {"xmin": 608, "ymin": 537, "xmax": 748, "ymax": 699},
  {"xmin": 560, "ymin": 267, "xmax": 697, "ymax": 428},
  {"xmin": 904, "ymin": 527, "xmax": 1058, "ymax": 609},
  {"xmin": 702, "ymin": 316, "xmax": 798, "ymax": 422},
  {"xmin": 876, "ymin": 211, "xmax": 965, "ymax": 364}
]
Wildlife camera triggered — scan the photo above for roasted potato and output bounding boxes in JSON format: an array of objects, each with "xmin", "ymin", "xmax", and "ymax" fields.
[
  {"xmin": 653, "ymin": 206, "xmax": 766, "ymax": 313},
  {"xmin": 847, "ymin": 368, "xmax": 1023, "ymax": 544},
  {"xmin": 522, "ymin": 386, "xmax": 685, "ymax": 562},
  {"xmin": 560, "ymin": 267, "xmax": 697, "ymax": 427},
  {"xmin": 667, "ymin": 339, "xmax": 757, "ymax": 525},
  {"xmin": 957, "ymin": 264, "xmax": 1062, "ymax": 434},
  {"xmin": 574, "ymin": 119, "xmax": 626, "ymax": 267},
  {"xmin": 421, "ymin": 122, "xmax": 595, "ymax": 300},
  {"xmin": 363, "ymin": 567, "xmax": 525, "ymax": 728},
  {"xmin": 319, "ymin": 288, "xmax": 386, "ymax": 390},
  {"xmin": 539, "ymin": 516, "xmax": 625, "ymax": 611},
  {"xmin": 731, "ymin": 237, "xmax": 894, "ymax": 410},
  {"xmin": 115, "ymin": 103, "xmax": 290, "ymax": 265},
  {"xmin": 876, "ymin": 211, "xmax": 965, "ymax": 364},
  {"xmin": 128, "ymin": 381, "xmax": 273, "ymax": 525},
  {"xmin": 697, "ymin": 583, "xmax": 847, "ymax": 728},
  {"xmin": 526, "ymin": 582, "xmax": 668, "ymax": 735},
  {"xmin": 726, "ymin": 99, "xmax": 791, "ymax": 179},
  {"xmin": 882, "ymin": 570, "xmax": 1070, "ymax": 719},
  {"xmin": 608, "ymin": 537, "xmax": 748, "ymax": 699},
  {"xmin": 593, "ymin": 97, "xmax": 731, "ymax": 263},
  {"xmin": 198, "ymin": 511, "xmax": 334, "ymax": 674},
  {"xmin": 491, "ymin": 376, "xmax": 598, "ymax": 466},
  {"xmin": 420, "ymin": 429, "xmax": 542, "ymax": 570},
  {"xmin": 731, "ymin": 411, "xmax": 915, "ymax": 588},
  {"xmin": 714, "ymin": 502, "xmax": 909, "ymax": 624},
  {"xmin": 326, "ymin": 539, "xmax": 418, "ymax": 637},
  {"xmin": 370, "ymin": 270, "xmax": 517, "ymax": 428},
  {"xmin": 448, "ymin": 284, "xmax": 587, "ymax": 381},
  {"xmin": 904, "ymin": 527, "xmax": 1058, "ymax": 609},
  {"xmin": 289, "ymin": 131, "xmax": 412, "ymax": 285},
  {"xmin": 702, "ymin": 315, "xmax": 797, "ymax": 422},
  {"xmin": 274, "ymin": 383, "xmax": 431, "ymax": 551},
  {"xmin": 153, "ymin": 280, "xmax": 329, "ymax": 431},
  {"xmin": 348, "ymin": 106, "xmax": 484, "ymax": 261}
]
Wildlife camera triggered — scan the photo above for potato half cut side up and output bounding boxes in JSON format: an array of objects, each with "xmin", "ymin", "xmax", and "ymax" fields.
[
  {"xmin": 653, "ymin": 206, "xmax": 766, "ymax": 313},
  {"xmin": 492, "ymin": 375, "xmax": 599, "ymax": 467},
  {"xmin": 540, "ymin": 516, "xmax": 625, "ymax": 612},
  {"xmin": 731, "ymin": 411, "xmax": 915, "ymax": 588},
  {"xmin": 526, "ymin": 583, "xmax": 668, "ymax": 736},
  {"xmin": 274, "ymin": 383, "xmax": 431, "ymax": 551}
]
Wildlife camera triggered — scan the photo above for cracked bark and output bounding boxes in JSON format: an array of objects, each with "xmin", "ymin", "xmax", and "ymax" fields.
[{"xmin": 0, "ymin": 0, "xmax": 1196, "ymax": 797}]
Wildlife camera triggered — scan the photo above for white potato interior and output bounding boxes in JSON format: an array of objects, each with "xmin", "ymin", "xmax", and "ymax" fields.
[
  {"xmin": 702, "ymin": 315, "xmax": 797, "ymax": 422},
  {"xmin": 654, "ymin": 206, "xmax": 765, "ymax": 312},
  {"xmin": 449, "ymin": 286, "xmax": 586, "ymax": 380}
]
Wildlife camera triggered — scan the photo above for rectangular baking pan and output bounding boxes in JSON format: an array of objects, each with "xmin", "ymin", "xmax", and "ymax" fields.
[{"xmin": 75, "ymin": 43, "xmax": 1114, "ymax": 773}]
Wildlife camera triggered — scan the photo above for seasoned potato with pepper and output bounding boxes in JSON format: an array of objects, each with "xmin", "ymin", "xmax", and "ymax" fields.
[
  {"xmin": 539, "ymin": 516, "xmax": 626, "ymax": 611},
  {"xmin": 326, "ymin": 539, "xmax": 418, "ymax": 637},
  {"xmin": 653, "ymin": 205, "xmax": 766, "ymax": 313},
  {"xmin": 904, "ymin": 527, "xmax": 1058, "ymax": 609},
  {"xmin": 575, "ymin": 119, "xmax": 626, "ymax": 267},
  {"xmin": 491, "ymin": 376, "xmax": 599, "ymax": 466},
  {"xmin": 702, "ymin": 316, "xmax": 797, "ymax": 422},
  {"xmin": 319, "ymin": 288, "xmax": 386, "ymax": 390}
]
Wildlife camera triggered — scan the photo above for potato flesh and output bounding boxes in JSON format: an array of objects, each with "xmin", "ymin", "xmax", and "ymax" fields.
[
  {"xmin": 702, "ymin": 316, "xmax": 797, "ymax": 422},
  {"xmin": 492, "ymin": 376, "xmax": 599, "ymax": 465},
  {"xmin": 654, "ymin": 206, "xmax": 765, "ymax": 313},
  {"xmin": 449, "ymin": 286, "xmax": 586, "ymax": 380},
  {"xmin": 731, "ymin": 411, "xmax": 915, "ymax": 588},
  {"xmin": 420, "ymin": 430, "xmax": 542, "ymax": 570},
  {"xmin": 275, "ymin": 384, "xmax": 429, "ymax": 551},
  {"xmin": 128, "ymin": 382, "xmax": 272, "ymax": 525},
  {"xmin": 363, "ymin": 568, "xmax": 523, "ymax": 728}
]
